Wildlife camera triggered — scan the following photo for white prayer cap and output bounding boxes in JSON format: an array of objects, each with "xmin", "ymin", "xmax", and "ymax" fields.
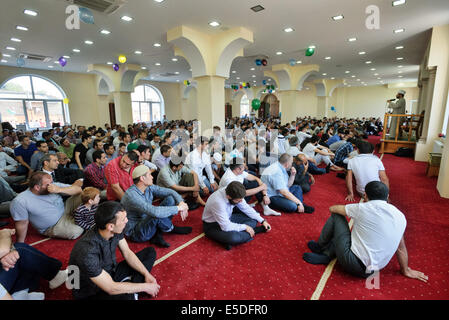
[
  {"xmin": 213, "ymin": 152, "xmax": 222, "ymax": 163},
  {"xmin": 398, "ymin": 90, "xmax": 406, "ymax": 95}
]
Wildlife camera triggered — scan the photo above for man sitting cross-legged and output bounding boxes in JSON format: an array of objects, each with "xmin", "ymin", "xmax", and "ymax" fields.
[
  {"xmin": 10, "ymin": 171, "xmax": 84, "ymax": 242},
  {"xmin": 156, "ymin": 159, "xmax": 205, "ymax": 208},
  {"xmin": 219, "ymin": 158, "xmax": 281, "ymax": 216},
  {"xmin": 202, "ymin": 181, "xmax": 272, "ymax": 250},
  {"xmin": 121, "ymin": 165, "xmax": 191, "ymax": 248},
  {"xmin": 69, "ymin": 201, "xmax": 160, "ymax": 300},
  {"xmin": 303, "ymin": 181, "xmax": 428, "ymax": 283},
  {"xmin": 261, "ymin": 153, "xmax": 314, "ymax": 214}
]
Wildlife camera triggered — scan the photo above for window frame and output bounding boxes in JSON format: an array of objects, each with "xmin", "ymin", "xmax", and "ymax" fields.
[{"xmin": 131, "ymin": 84, "xmax": 164, "ymax": 124}]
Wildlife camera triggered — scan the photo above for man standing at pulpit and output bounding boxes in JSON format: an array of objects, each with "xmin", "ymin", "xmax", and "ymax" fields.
[{"xmin": 387, "ymin": 90, "xmax": 406, "ymax": 139}]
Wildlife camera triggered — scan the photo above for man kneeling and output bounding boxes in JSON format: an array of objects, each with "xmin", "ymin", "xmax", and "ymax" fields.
[
  {"xmin": 121, "ymin": 165, "xmax": 191, "ymax": 248},
  {"xmin": 202, "ymin": 181, "xmax": 271, "ymax": 250},
  {"xmin": 303, "ymin": 181, "xmax": 428, "ymax": 283}
]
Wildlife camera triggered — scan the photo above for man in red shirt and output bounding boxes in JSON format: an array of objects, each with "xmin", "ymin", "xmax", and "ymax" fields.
[{"xmin": 104, "ymin": 151, "xmax": 139, "ymax": 201}]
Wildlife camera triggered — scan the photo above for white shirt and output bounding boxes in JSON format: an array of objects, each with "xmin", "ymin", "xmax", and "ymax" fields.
[
  {"xmin": 287, "ymin": 146, "xmax": 303, "ymax": 157},
  {"xmin": 143, "ymin": 160, "xmax": 157, "ymax": 171},
  {"xmin": 296, "ymin": 132, "xmax": 312, "ymax": 145},
  {"xmin": 346, "ymin": 200, "xmax": 406, "ymax": 272},
  {"xmin": 202, "ymin": 188, "xmax": 264, "ymax": 232},
  {"xmin": 185, "ymin": 148, "xmax": 215, "ymax": 188},
  {"xmin": 225, "ymin": 149, "xmax": 244, "ymax": 166},
  {"xmin": 219, "ymin": 168, "xmax": 248, "ymax": 189},
  {"xmin": 0, "ymin": 152, "xmax": 18, "ymax": 177},
  {"xmin": 302, "ymin": 143, "xmax": 317, "ymax": 158},
  {"xmin": 347, "ymin": 154, "xmax": 385, "ymax": 195}
]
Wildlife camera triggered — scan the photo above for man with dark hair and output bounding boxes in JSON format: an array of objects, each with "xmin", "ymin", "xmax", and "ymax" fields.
[
  {"xmin": 333, "ymin": 137, "xmax": 358, "ymax": 167},
  {"xmin": 303, "ymin": 181, "xmax": 428, "ymax": 283},
  {"xmin": 42, "ymin": 153, "xmax": 84, "ymax": 186},
  {"xmin": 72, "ymin": 133, "xmax": 92, "ymax": 170},
  {"xmin": 58, "ymin": 137, "xmax": 76, "ymax": 160},
  {"xmin": 14, "ymin": 135, "xmax": 38, "ymax": 177},
  {"xmin": 105, "ymin": 151, "xmax": 139, "ymax": 201},
  {"xmin": 345, "ymin": 141, "xmax": 389, "ymax": 202},
  {"xmin": 84, "ymin": 150, "xmax": 107, "ymax": 193},
  {"xmin": 121, "ymin": 165, "xmax": 191, "ymax": 248},
  {"xmin": 154, "ymin": 144, "xmax": 172, "ymax": 171},
  {"xmin": 10, "ymin": 171, "xmax": 84, "ymax": 242},
  {"xmin": 136, "ymin": 145, "xmax": 157, "ymax": 172},
  {"xmin": 86, "ymin": 139, "xmax": 104, "ymax": 165},
  {"xmin": 69, "ymin": 201, "xmax": 160, "ymax": 300},
  {"xmin": 104, "ymin": 143, "xmax": 115, "ymax": 165},
  {"xmin": 202, "ymin": 181, "xmax": 271, "ymax": 250},
  {"xmin": 30, "ymin": 140, "xmax": 50, "ymax": 171}
]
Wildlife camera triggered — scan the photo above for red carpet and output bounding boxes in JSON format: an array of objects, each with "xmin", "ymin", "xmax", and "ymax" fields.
[{"xmin": 1, "ymin": 136, "xmax": 449, "ymax": 300}]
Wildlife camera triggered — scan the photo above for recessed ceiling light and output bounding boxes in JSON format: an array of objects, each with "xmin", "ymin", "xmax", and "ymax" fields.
[
  {"xmin": 10, "ymin": 38, "xmax": 21, "ymax": 42},
  {"xmin": 398, "ymin": 75, "xmax": 403, "ymax": 78},
  {"xmin": 175, "ymin": 72, "xmax": 180, "ymax": 74},
  {"xmin": 176, "ymin": 80, "xmax": 180, "ymax": 82},
  {"xmin": 121, "ymin": 16, "xmax": 133, "ymax": 22},
  {"xmin": 84, "ymin": 40, "xmax": 94, "ymax": 45},
  {"xmin": 284, "ymin": 27, "xmax": 294, "ymax": 33},
  {"xmin": 72, "ymin": 48, "xmax": 80, "ymax": 53},
  {"xmin": 16, "ymin": 25, "xmax": 29, "ymax": 31},
  {"xmin": 253, "ymin": 80, "xmax": 256, "ymax": 82},
  {"xmin": 398, "ymin": 71, "xmax": 403, "ymax": 74},
  {"xmin": 392, "ymin": 0, "xmax": 406, "ymax": 6},
  {"xmin": 6, "ymin": 47, "xmax": 16, "ymax": 51},
  {"xmin": 100, "ymin": 29, "xmax": 111, "ymax": 35},
  {"xmin": 366, "ymin": 61, "xmax": 372, "ymax": 64},
  {"xmin": 359, "ymin": 51, "xmax": 366, "ymax": 55},
  {"xmin": 134, "ymin": 50, "xmax": 142, "ymax": 54},
  {"xmin": 394, "ymin": 28, "xmax": 405, "ymax": 33},
  {"xmin": 107, "ymin": 62, "xmax": 113, "ymax": 65},
  {"xmin": 141, "ymin": 66, "xmax": 147, "ymax": 70},
  {"xmin": 370, "ymin": 68, "xmax": 376, "ymax": 71},
  {"xmin": 24, "ymin": 9, "xmax": 38, "ymax": 16},
  {"xmin": 172, "ymin": 58, "xmax": 178, "ymax": 62},
  {"xmin": 331, "ymin": 77, "xmax": 335, "ymax": 80},
  {"xmin": 209, "ymin": 21, "xmax": 221, "ymax": 27},
  {"xmin": 345, "ymin": 71, "xmax": 350, "ymax": 74},
  {"xmin": 236, "ymin": 77, "xmax": 240, "ymax": 80},
  {"xmin": 154, "ymin": 0, "xmax": 165, "ymax": 3},
  {"xmin": 332, "ymin": 15, "xmax": 344, "ymax": 21},
  {"xmin": 296, "ymin": 61, "xmax": 302, "ymax": 64},
  {"xmin": 322, "ymin": 73, "xmax": 327, "ymax": 76},
  {"xmin": 153, "ymin": 43, "xmax": 161, "ymax": 47},
  {"xmin": 250, "ymin": 67, "xmax": 255, "ymax": 71},
  {"xmin": 377, "ymin": 77, "xmax": 382, "ymax": 80},
  {"xmin": 357, "ymin": 79, "xmax": 361, "ymax": 81},
  {"xmin": 48, "ymin": 66, "xmax": 54, "ymax": 68},
  {"xmin": 0, "ymin": 60, "xmax": 7, "ymax": 63},
  {"xmin": 308, "ymin": 45, "xmax": 316, "ymax": 49},
  {"xmin": 276, "ymin": 51, "xmax": 283, "ymax": 55},
  {"xmin": 155, "ymin": 62, "xmax": 161, "ymax": 66},
  {"xmin": 348, "ymin": 37, "xmax": 357, "ymax": 42},
  {"xmin": 232, "ymin": 70, "xmax": 236, "ymax": 73},
  {"xmin": 252, "ymin": 75, "xmax": 256, "ymax": 78},
  {"xmin": 250, "ymin": 5, "xmax": 265, "ymax": 12},
  {"xmin": 374, "ymin": 73, "xmax": 379, "ymax": 76},
  {"xmin": 54, "ymin": 61, "xmax": 59, "ymax": 64},
  {"xmin": 397, "ymin": 57, "xmax": 404, "ymax": 60},
  {"xmin": 398, "ymin": 65, "xmax": 403, "ymax": 68},
  {"xmin": 63, "ymin": 55, "xmax": 70, "ymax": 59},
  {"xmin": 395, "ymin": 46, "xmax": 404, "ymax": 50},
  {"xmin": 351, "ymin": 75, "xmax": 356, "ymax": 78},
  {"xmin": 2, "ymin": 54, "xmax": 11, "ymax": 58},
  {"xmin": 325, "ymin": 57, "xmax": 331, "ymax": 60}
]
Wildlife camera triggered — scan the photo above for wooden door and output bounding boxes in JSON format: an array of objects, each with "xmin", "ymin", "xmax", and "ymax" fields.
[{"xmin": 109, "ymin": 103, "xmax": 116, "ymax": 127}]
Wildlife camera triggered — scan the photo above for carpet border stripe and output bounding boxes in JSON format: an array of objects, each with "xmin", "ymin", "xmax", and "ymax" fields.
[{"xmin": 153, "ymin": 233, "xmax": 205, "ymax": 266}]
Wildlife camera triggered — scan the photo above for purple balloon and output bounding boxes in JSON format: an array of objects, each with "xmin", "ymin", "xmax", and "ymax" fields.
[
  {"xmin": 113, "ymin": 63, "xmax": 119, "ymax": 71},
  {"xmin": 58, "ymin": 57, "xmax": 67, "ymax": 67}
]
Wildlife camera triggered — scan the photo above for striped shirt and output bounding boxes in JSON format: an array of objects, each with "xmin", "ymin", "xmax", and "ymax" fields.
[
  {"xmin": 334, "ymin": 142, "xmax": 354, "ymax": 164},
  {"xmin": 84, "ymin": 163, "xmax": 106, "ymax": 189},
  {"xmin": 74, "ymin": 204, "xmax": 98, "ymax": 230}
]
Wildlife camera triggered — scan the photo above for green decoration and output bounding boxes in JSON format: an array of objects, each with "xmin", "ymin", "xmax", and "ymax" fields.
[{"xmin": 251, "ymin": 98, "xmax": 261, "ymax": 110}]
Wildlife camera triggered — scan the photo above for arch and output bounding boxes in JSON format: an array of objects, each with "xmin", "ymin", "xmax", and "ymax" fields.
[
  {"xmin": 240, "ymin": 94, "xmax": 250, "ymax": 117},
  {"xmin": 131, "ymin": 84, "xmax": 165, "ymax": 123},
  {"xmin": 274, "ymin": 69, "xmax": 291, "ymax": 91},
  {"xmin": 171, "ymin": 40, "xmax": 207, "ymax": 78},
  {"xmin": 329, "ymin": 83, "xmax": 344, "ymax": 97},
  {"xmin": 314, "ymin": 82, "xmax": 326, "ymax": 96},
  {"xmin": 216, "ymin": 38, "xmax": 250, "ymax": 78},
  {"xmin": 98, "ymin": 78, "xmax": 111, "ymax": 96},
  {"xmin": 183, "ymin": 82, "xmax": 198, "ymax": 99},
  {"xmin": 297, "ymin": 71, "xmax": 320, "ymax": 91},
  {"xmin": 121, "ymin": 69, "xmax": 140, "ymax": 92},
  {"xmin": 231, "ymin": 89, "xmax": 245, "ymax": 102},
  {"xmin": 0, "ymin": 74, "xmax": 69, "ymax": 128}
]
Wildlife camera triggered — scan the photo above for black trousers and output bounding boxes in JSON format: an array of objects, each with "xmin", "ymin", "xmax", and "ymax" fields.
[
  {"xmin": 318, "ymin": 214, "xmax": 373, "ymax": 279},
  {"xmin": 85, "ymin": 247, "xmax": 157, "ymax": 300}
]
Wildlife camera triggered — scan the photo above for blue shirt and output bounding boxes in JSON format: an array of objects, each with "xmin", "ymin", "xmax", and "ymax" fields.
[
  {"xmin": 334, "ymin": 142, "xmax": 354, "ymax": 164},
  {"xmin": 121, "ymin": 184, "xmax": 183, "ymax": 233},
  {"xmin": 261, "ymin": 162, "xmax": 289, "ymax": 198},
  {"xmin": 14, "ymin": 143, "xmax": 37, "ymax": 165},
  {"xmin": 327, "ymin": 134, "xmax": 341, "ymax": 146}
]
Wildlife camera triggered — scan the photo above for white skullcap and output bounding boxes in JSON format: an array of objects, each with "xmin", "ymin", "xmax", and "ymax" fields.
[
  {"xmin": 398, "ymin": 90, "xmax": 406, "ymax": 95},
  {"xmin": 213, "ymin": 152, "xmax": 222, "ymax": 163}
]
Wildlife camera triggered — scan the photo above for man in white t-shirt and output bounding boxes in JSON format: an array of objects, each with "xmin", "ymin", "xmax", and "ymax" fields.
[
  {"xmin": 345, "ymin": 141, "xmax": 389, "ymax": 202},
  {"xmin": 302, "ymin": 135, "xmax": 344, "ymax": 172},
  {"xmin": 303, "ymin": 181, "xmax": 428, "ymax": 282},
  {"xmin": 219, "ymin": 158, "xmax": 280, "ymax": 216}
]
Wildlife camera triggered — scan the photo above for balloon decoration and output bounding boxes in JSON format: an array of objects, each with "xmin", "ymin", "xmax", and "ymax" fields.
[
  {"xmin": 261, "ymin": 59, "xmax": 268, "ymax": 66},
  {"xmin": 255, "ymin": 59, "xmax": 262, "ymax": 66},
  {"xmin": 183, "ymin": 80, "xmax": 191, "ymax": 86},
  {"xmin": 262, "ymin": 79, "xmax": 267, "ymax": 85},
  {"xmin": 289, "ymin": 59, "xmax": 296, "ymax": 66},
  {"xmin": 239, "ymin": 84, "xmax": 243, "ymax": 89},
  {"xmin": 63, "ymin": 98, "xmax": 69, "ymax": 104},
  {"xmin": 331, "ymin": 106, "xmax": 336, "ymax": 112},
  {"xmin": 16, "ymin": 57, "xmax": 25, "ymax": 67},
  {"xmin": 113, "ymin": 63, "xmax": 120, "ymax": 71},
  {"xmin": 58, "ymin": 56, "xmax": 67, "ymax": 67},
  {"xmin": 118, "ymin": 55, "xmax": 127, "ymax": 64},
  {"xmin": 251, "ymin": 98, "xmax": 261, "ymax": 110},
  {"xmin": 305, "ymin": 47, "xmax": 315, "ymax": 57},
  {"xmin": 79, "ymin": 7, "xmax": 95, "ymax": 24}
]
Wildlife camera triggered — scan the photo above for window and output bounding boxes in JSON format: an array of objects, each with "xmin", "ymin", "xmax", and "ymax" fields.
[
  {"xmin": 0, "ymin": 75, "xmax": 69, "ymax": 129},
  {"xmin": 240, "ymin": 94, "xmax": 250, "ymax": 118},
  {"xmin": 131, "ymin": 84, "xmax": 164, "ymax": 123}
]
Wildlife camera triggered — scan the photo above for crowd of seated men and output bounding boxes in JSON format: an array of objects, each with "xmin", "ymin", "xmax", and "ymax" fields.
[{"xmin": 0, "ymin": 115, "xmax": 427, "ymax": 300}]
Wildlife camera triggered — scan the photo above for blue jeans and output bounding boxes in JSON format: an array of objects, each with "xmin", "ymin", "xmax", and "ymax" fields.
[
  {"xmin": 125, "ymin": 196, "xmax": 175, "ymax": 242},
  {"xmin": 0, "ymin": 243, "xmax": 61, "ymax": 294},
  {"xmin": 199, "ymin": 177, "xmax": 214, "ymax": 196},
  {"xmin": 203, "ymin": 212, "xmax": 258, "ymax": 246},
  {"xmin": 243, "ymin": 179, "xmax": 264, "ymax": 203},
  {"xmin": 269, "ymin": 185, "xmax": 304, "ymax": 212},
  {"xmin": 308, "ymin": 161, "xmax": 326, "ymax": 174}
]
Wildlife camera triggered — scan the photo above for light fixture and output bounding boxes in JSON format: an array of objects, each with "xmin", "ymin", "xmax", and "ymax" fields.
[
  {"xmin": 6, "ymin": 47, "xmax": 16, "ymax": 51},
  {"xmin": 308, "ymin": 45, "xmax": 316, "ymax": 49},
  {"xmin": 348, "ymin": 37, "xmax": 357, "ymax": 42},
  {"xmin": 322, "ymin": 73, "xmax": 327, "ymax": 76},
  {"xmin": 134, "ymin": 50, "xmax": 142, "ymax": 55},
  {"xmin": 63, "ymin": 55, "xmax": 70, "ymax": 59},
  {"xmin": 48, "ymin": 65, "xmax": 54, "ymax": 68},
  {"xmin": 236, "ymin": 77, "xmax": 240, "ymax": 80},
  {"xmin": 370, "ymin": 68, "xmax": 376, "ymax": 71},
  {"xmin": 232, "ymin": 70, "xmax": 236, "ymax": 73},
  {"xmin": 332, "ymin": 15, "xmax": 344, "ymax": 21},
  {"xmin": 172, "ymin": 58, "xmax": 178, "ymax": 62},
  {"xmin": 24, "ymin": 9, "xmax": 38, "ymax": 16},
  {"xmin": 141, "ymin": 66, "xmax": 147, "ymax": 70},
  {"xmin": 100, "ymin": 29, "xmax": 111, "ymax": 35},
  {"xmin": 54, "ymin": 61, "xmax": 59, "ymax": 64},
  {"xmin": 155, "ymin": 62, "xmax": 161, "ymax": 66},
  {"xmin": 397, "ymin": 57, "xmax": 404, "ymax": 60},
  {"xmin": 398, "ymin": 65, "xmax": 403, "ymax": 68},
  {"xmin": 250, "ymin": 5, "xmax": 265, "ymax": 12},
  {"xmin": 395, "ymin": 46, "xmax": 404, "ymax": 50},
  {"xmin": 365, "ymin": 61, "xmax": 372, "ymax": 64},
  {"xmin": 357, "ymin": 79, "xmax": 361, "ymax": 81},
  {"xmin": 72, "ymin": 48, "xmax": 80, "ymax": 53},
  {"xmin": 10, "ymin": 38, "xmax": 21, "ymax": 42},
  {"xmin": 153, "ymin": 43, "xmax": 161, "ymax": 47},
  {"xmin": 16, "ymin": 25, "xmax": 29, "ymax": 31},
  {"xmin": 398, "ymin": 75, "xmax": 403, "ymax": 78},
  {"xmin": 358, "ymin": 51, "xmax": 366, "ymax": 55},
  {"xmin": 284, "ymin": 27, "xmax": 294, "ymax": 33},
  {"xmin": 377, "ymin": 77, "xmax": 382, "ymax": 80},
  {"xmin": 121, "ymin": 15, "xmax": 133, "ymax": 22},
  {"xmin": 325, "ymin": 56, "xmax": 331, "ymax": 60},
  {"xmin": 374, "ymin": 73, "xmax": 379, "ymax": 76},
  {"xmin": 351, "ymin": 75, "xmax": 356, "ymax": 78},
  {"xmin": 84, "ymin": 40, "xmax": 94, "ymax": 45},
  {"xmin": 2, "ymin": 54, "xmax": 11, "ymax": 58},
  {"xmin": 345, "ymin": 71, "xmax": 350, "ymax": 74},
  {"xmin": 154, "ymin": 0, "xmax": 165, "ymax": 2},
  {"xmin": 252, "ymin": 75, "xmax": 256, "ymax": 78},
  {"xmin": 392, "ymin": 0, "xmax": 406, "ymax": 6},
  {"xmin": 107, "ymin": 62, "xmax": 113, "ymax": 65},
  {"xmin": 209, "ymin": 21, "xmax": 221, "ymax": 27},
  {"xmin": 331, "ymin": 77, "xmax": 335, "ymax": 80},
  {"xmin": 296, "ymin": 60, "xmax": 302, "ymax": 64},
  {"xmin": 276, "ymin": 51, "xmax": 283, "ymax": 55},
  {"xmin": 394, "ymin": 28, "xmax": 405, "ymax": 33},
  {"xmin": 0, "ymin": 60, "xmax": 7, "ymax": 63},
  {"xmin": 175, "ymin": 72, "xmax": 180, "ymax": 74},
  {"xmin": 398, "ymin": 71, "xmax": 403, "ymax": 74},
  {"xmin": 250, "ymin": 67, "xmax": 255, "ymax": 71}
]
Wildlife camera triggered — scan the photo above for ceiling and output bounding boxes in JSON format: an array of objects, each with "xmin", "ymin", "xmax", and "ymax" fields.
[{"xmin": 1, "ymin": 0, "xmax": 449, "ymax": 89}]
